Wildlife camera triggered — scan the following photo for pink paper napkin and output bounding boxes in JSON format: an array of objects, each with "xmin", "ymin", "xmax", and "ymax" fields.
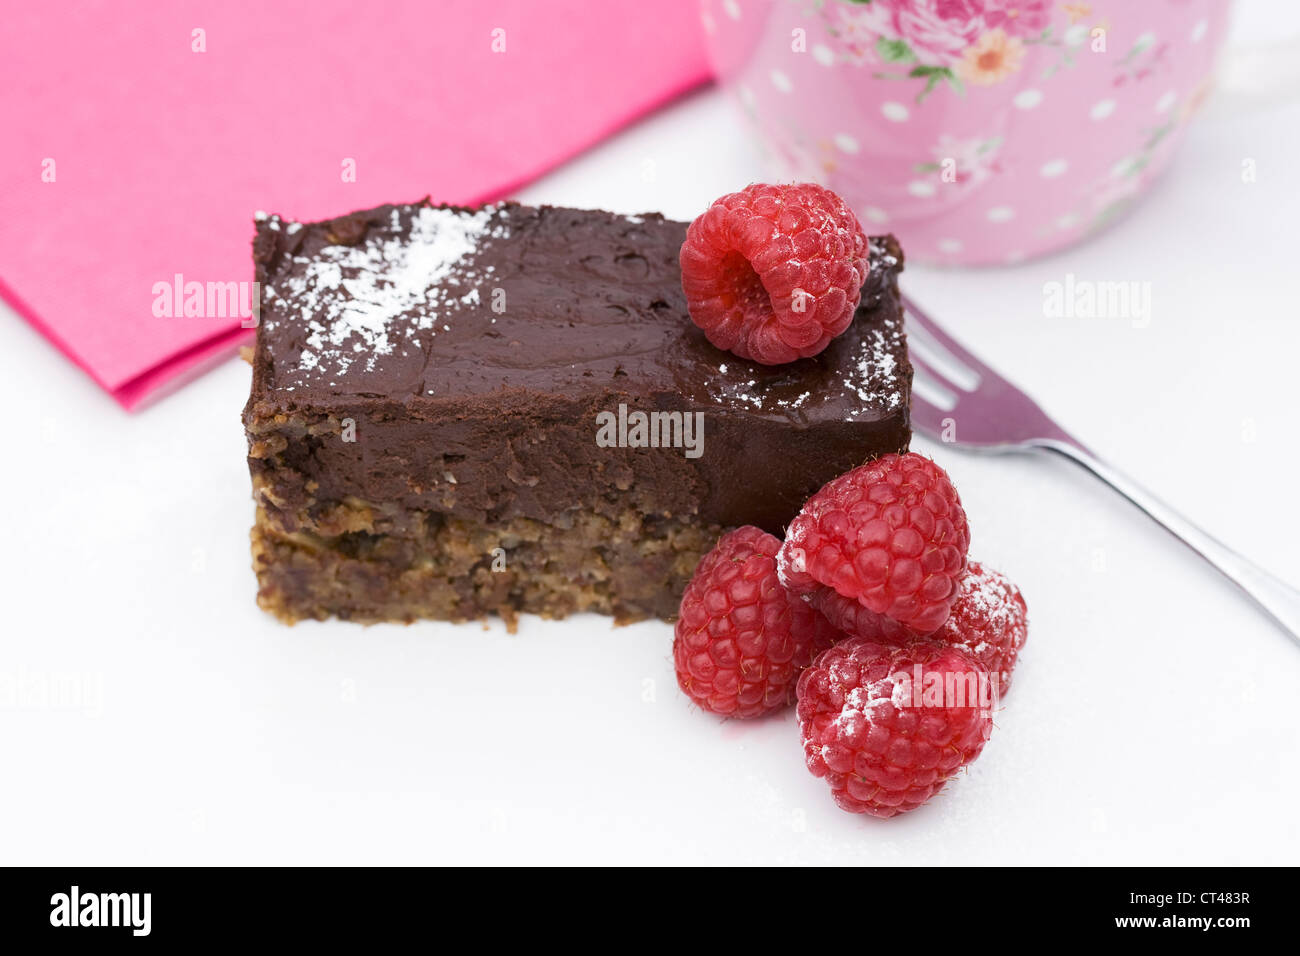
[{"xmin": 0, "ymin": 1, "xmax": 710, "ymax": 408}]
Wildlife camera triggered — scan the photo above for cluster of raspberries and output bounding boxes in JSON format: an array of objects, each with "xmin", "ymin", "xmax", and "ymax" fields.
[{"xmin": 672, "ymin": 452, "xmax": 1028, "ymax": 818}]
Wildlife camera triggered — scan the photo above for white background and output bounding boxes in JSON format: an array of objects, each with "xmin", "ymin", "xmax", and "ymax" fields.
[{"xmin": 3, "ymin": 4, "xmax": 1298, "ymax": 865}]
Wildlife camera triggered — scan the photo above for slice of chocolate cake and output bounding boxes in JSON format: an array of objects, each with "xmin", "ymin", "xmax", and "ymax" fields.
[{"xmin": 242, "ymin": 200, "xmax": 911, "ymax": 625}]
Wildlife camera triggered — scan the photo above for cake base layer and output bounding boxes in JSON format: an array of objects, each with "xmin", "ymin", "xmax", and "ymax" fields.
[{"xmin": 251, "ymin": 504, "xmax": 721, "ymax": 627}]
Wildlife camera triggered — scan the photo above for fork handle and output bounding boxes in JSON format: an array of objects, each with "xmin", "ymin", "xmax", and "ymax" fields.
[{"xmin": 1037, "ymin": 439, "xmax": 1300, "ymax": 644}]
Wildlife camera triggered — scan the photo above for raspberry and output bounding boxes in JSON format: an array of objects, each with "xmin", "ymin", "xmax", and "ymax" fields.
[
  {"xmin": 777, "ymin": 453, "xmax": 969, "ymax": 633},
  {"xmin": 808, "ymin": 561, "xmax": 1028, "ymax": 696},
  {"xmin": 678, "ymin": 183, "xmax": 870, "ymax": 365},
  {"xmin": 931, "ymin": 561, "xmax": 1027, "ymax": 696},
  {"xmin": 796, "ymin": 637, "xmax": 993, "ymax": 817},
  {"xmin": 808, "ymin": 586, "xmax": 915, "ymax": 643},
  {"xmin": 674, "ymin": 526, "xmax": 841, "ymax": 718}
]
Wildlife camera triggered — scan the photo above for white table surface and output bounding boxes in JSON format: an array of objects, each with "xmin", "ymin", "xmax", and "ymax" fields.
[{"xmin": 4, "ymin": 4, "xmax": 1298, "ymax": 866}]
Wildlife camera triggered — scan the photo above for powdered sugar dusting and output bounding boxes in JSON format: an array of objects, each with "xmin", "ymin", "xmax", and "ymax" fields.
[
  {"xmin": 843, "ymin": 314, "xmax": 903, "ymax": 415},
  {"xmin": 709, "ymin": 375, "xmax": 767, "ymax": 409},
  {"xmin": 702, "ymin": 309, "xmax": 905, "ymax": 416},
  {"xmin": 262, "ymin": 205, "xmax": 508, "ymax": 384},
  {"xmin": 961, "ymin": 565, "xmax": 1023, "ymax": 636}
]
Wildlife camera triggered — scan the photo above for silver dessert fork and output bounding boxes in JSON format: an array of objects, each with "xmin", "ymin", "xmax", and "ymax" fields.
[{"xmin": 901, "ymin": 294, "xmax": 1300, "ymax": 645}]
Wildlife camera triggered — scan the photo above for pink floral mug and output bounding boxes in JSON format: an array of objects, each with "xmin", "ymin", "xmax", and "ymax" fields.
[{"xmin": 701, "ymin": 0, "xmax": 1231, "ymax": 265}]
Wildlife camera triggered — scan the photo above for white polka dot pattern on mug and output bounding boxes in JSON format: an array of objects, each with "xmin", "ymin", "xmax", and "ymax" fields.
[
  {"xmin": 1090, "ymin": 99, "xmax": 1116, "ymax": 121},
  {"xmin": 1014, "ymin": 89, "xmax": 1043, "ymax": 110},
  {"xmin": 881, "ymin": 101, "xmax": 909, "ymax": 122},
  {"xmin": 833, "ymin": 133, "xmax": 859, "ymax": 154}
]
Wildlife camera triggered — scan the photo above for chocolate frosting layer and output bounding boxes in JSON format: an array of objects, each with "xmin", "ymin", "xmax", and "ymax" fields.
[{"xmin": 244, "ymin": 200, "xmax": 912, "ymax": 534}]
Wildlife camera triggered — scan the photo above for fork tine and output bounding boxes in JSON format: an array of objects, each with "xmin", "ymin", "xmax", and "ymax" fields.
[
  {"xmin": 909, "ymin": 394, "xmax": 959, "ymax": 437},
  {"xmin": 907, "ymin": 348, "xmax": 961, "ymax": 399},
  {"xmin": 906, "ymin": 352, "xmax": 961, "ymax": 435},
  {"xmin": 901, "ymin": 293, "xmax": 1009, "ymax": 386},
  {"xmin": 906, "ymin": 323, "xmax": 981, "ymax": 393},
  {"xmin": 900, "ymin": 292, "xmax": 1079, "ymax": 448}
]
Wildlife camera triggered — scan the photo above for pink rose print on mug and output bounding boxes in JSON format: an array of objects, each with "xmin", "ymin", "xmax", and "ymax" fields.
[{"xmin": 826, "ymin": 0, "xmax": 1053, "ymax": 100}]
